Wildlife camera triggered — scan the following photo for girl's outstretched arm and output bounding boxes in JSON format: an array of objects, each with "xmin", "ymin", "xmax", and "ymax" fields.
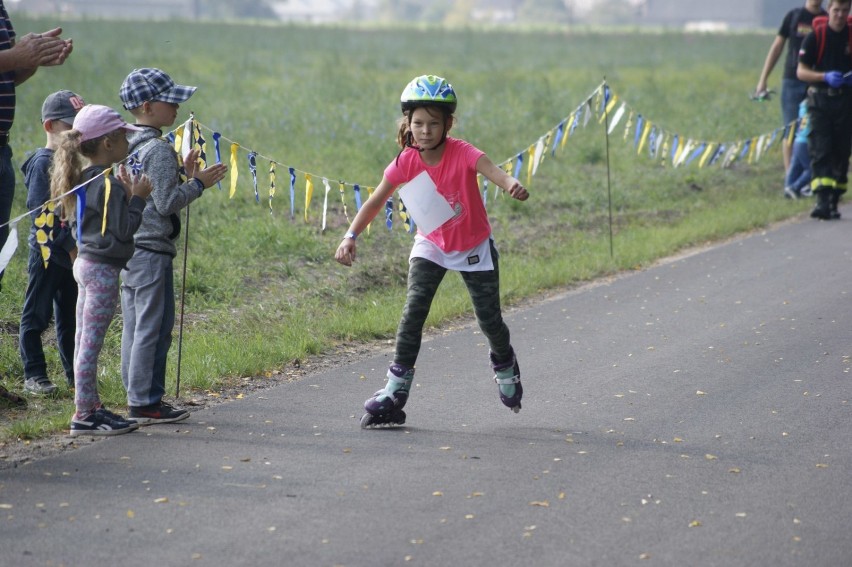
[
  {"xmin": 476, "ymin": 155, "xmax": 529, "ymax": 201},
  {"xmin": 335, "ymin": 176, "xmax": 397, "ymax": 267}
]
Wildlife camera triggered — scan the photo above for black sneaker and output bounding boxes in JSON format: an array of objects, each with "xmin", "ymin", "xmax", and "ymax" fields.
[
  {"xmin": 70, "ymin": 408, "xmax": 139, "ymax": 437},
  {"xmin": 24, "ymin": 376, "xmax": 58, "ymax": 395},
  {"xmin": 129, "ymin": 401, "xmax": 190, "ymax": 425},
  {"xmin": 95, "ymin": 405, "xmax": 139, "ymax": 428}
]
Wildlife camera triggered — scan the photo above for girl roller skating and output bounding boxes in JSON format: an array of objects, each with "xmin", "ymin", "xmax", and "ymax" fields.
[{"xmin": 334, "ymin": 74, "xmax": 529, "ymax": 428}]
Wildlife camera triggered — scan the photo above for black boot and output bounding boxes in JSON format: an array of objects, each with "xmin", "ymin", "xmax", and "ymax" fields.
[
  {"xmin": 811, "ymin": 189, "xmax": 832, "ymax": 220},
  {"xmin": 830, "ymin": 189, "xmax": 844, "ymax": 219}
]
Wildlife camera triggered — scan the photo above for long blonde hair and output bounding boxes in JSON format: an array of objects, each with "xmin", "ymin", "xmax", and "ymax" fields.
[{"xmin": 50, "ymin": 130, "xmax": 116, "ymax": 221}]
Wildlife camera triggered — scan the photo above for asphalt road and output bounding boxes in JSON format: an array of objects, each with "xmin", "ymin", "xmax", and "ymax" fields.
[{"xmin": 1, "ymin": 211, "xmax": 851, "ymax": 567}]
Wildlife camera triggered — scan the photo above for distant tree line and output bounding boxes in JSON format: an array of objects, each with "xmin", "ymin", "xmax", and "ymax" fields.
[{"xmin": 212, "ymin": 0, "xmax": 641, "ymax": 25}]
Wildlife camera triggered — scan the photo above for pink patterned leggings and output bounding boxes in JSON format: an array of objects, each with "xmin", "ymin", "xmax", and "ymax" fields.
[{"xmin": 72, "ymin": 257, "xmax": 121, "ymax": 416}]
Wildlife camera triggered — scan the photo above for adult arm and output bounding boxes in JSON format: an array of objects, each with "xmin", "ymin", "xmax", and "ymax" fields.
[
  {"xmin": 0, "ymin": 28, "xmax": 72, "ymax": 84},
  {"xmin": 755, "ymin": 35, "xmax": 785, "ymax": 95},
  {"xmin": 797, "ymin": 61, "xmax": 827, "ymax": 84}
]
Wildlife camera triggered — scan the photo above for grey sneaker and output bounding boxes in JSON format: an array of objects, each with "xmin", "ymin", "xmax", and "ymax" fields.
[{"xmin": 24, "ymin": 376, "xmax": 58, "ymax": 395}]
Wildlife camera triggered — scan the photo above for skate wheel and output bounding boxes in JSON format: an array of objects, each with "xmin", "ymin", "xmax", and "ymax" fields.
[
  {"xmin": 511, "ymin": 403, "xmax": 521, "ymax": 414},
  {"xmin": 360, "ymin": 409, "xmax": 406, "ymax": 429}
]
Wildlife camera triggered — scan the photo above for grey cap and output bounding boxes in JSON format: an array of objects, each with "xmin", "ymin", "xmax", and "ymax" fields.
[{"xmin": 41, "ymin": 90, "xmax": 85, "ymax": 124}]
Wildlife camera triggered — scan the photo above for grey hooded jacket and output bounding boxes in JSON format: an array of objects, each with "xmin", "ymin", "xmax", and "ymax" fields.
[{"xmin": 126, "ymin": 125, "xmax": 204, "ymax": 257}]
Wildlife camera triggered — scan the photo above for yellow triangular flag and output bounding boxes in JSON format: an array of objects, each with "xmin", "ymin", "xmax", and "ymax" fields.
[
  {"xmin": 101, "ymin": 167, "xmax": 112, "ymax": 236},
  {"xmin": 304, "ymin": 173, "xmax": 314, "ymax": 222},
  {"xmin": 229, "ymin": 143, "xmax": 239, "ymax": 198}
]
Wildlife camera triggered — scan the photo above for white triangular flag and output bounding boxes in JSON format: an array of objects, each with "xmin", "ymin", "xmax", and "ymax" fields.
[{"xmin": 0, "ymin": 221, "xmax": 19, "ymax": 274}]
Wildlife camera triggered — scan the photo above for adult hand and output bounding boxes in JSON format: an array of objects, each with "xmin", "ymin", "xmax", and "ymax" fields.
[
  {"xmin": 14, "ymin": 28, "xmax": 71, "ymax": 67},
  {"xmin": 825, "ymin": 70, "xmax": 844, "ymax": 88}
]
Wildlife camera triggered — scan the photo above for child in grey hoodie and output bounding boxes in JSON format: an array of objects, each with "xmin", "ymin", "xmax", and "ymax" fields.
[{"xmin": 118, "ymin": 68, "xmax": 227, "ymax": 424}]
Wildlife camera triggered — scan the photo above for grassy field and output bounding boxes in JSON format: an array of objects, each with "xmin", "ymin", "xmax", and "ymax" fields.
[{"xmin": 0, "ymin": 18, "xmax": 811, "ymax": 440}]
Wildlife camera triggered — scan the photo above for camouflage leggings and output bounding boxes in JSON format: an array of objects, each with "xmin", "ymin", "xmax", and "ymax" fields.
[{"xmin": 394, "ymin": 241, "xmax": 512, "ymax": 368}]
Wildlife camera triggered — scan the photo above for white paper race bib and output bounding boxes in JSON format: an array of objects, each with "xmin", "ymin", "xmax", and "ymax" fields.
[{"xmin": 398, "ymin": 171, "xmax": 456, "ymax": 235}]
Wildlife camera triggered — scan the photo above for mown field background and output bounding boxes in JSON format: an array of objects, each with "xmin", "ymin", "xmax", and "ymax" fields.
[{"xmin": 0, "ymin": 17, "xmax": 811, "ymax": 439}]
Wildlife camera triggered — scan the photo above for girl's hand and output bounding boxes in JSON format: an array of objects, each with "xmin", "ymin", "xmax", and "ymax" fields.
[
  {"xmin": 116, "ymin": 165, "xmax": 151, "ymax": 199},
  {"xmin": 506, "ymin": 178, "xmax": 529, "ymax": 201},
  {"xmin": 335, "ymin": 238, "xmax": 357, "ymax": 267},
  {"xmin": 130, "ymin": 173, "xmax": 153, "ymax": 200},
  {"xmin": 116, "ymin": 164, "xmax": 131, "ymax": 187}
]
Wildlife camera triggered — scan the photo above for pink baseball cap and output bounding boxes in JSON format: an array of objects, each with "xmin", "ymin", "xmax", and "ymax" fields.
[{"xmin": 73, "ymin": 104, "xmax": 144, "ymax": 142}]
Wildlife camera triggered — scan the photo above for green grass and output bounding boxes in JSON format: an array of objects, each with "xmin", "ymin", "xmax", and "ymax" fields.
[{"xmin": 0, "ymin": 19, "xmax": 809, "ymax": 440}]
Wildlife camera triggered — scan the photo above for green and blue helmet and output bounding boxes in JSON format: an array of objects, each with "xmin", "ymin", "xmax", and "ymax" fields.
[{"xmin": 400, "ymin": 75, "xmax": 457, "ymax": 114}]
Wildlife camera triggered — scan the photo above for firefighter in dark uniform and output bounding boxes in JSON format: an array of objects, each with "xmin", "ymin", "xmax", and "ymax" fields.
[{"xmin": 797, "ymin": 0, "xmax": 852, "ymax": 219}]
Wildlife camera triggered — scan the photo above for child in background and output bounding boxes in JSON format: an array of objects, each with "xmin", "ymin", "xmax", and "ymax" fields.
[
  {"xmin": 784, "ymin": 99, "xmax": 813, "ymax": 199},
  {"xmin": 118, "ymin": 67, "xmax": 227, "ymax": 425},
  {"xmin": 52, "ymin": 104, "xmax": 152, "ymax": 436},
  {"xmin": 335, "ymin": 74, "xmax": 529, "ymax": 428},
  {"xmin": 19, "ymin": 90, "xmax": 84, "ymax": 396}
]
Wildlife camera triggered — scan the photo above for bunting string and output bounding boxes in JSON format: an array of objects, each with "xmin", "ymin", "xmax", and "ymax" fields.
[{"xmin": 0, "ymin": 80, "xmax": 801, "ymax": 272}]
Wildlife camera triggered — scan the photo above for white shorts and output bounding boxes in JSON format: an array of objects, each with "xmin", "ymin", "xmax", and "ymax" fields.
[{"xmin": 409, "ymin": 234, "xmax": 494, "ymax": 272}]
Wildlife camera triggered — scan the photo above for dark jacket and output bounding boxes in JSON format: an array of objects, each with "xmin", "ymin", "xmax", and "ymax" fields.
[
  {"xmin": 72, "ymin": 165, "xmax": 146, "ymax": 267},
  {"xmin": 21, "ymin": 148, "xmax": 75, "ymax": 269}
]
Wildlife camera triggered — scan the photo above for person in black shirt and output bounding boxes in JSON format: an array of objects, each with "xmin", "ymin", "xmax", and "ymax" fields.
[
  {"xmin": 797, "ymin": 0, "xmax": 852, "ymax": 220},
  {"xmin": 755, "ymin": 1, "xmax": 826, "ymax": 174}
]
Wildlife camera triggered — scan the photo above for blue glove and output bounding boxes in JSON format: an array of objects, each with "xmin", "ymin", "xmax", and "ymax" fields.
[{"xmin": 825, "ymin": 70, "xmax": 844, "ymax": 88}]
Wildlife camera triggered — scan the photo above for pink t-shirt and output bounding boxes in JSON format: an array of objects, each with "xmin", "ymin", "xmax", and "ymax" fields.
[{"xmin": 384, "ymin": 137, "xmax": 490, "ymax": 252}]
